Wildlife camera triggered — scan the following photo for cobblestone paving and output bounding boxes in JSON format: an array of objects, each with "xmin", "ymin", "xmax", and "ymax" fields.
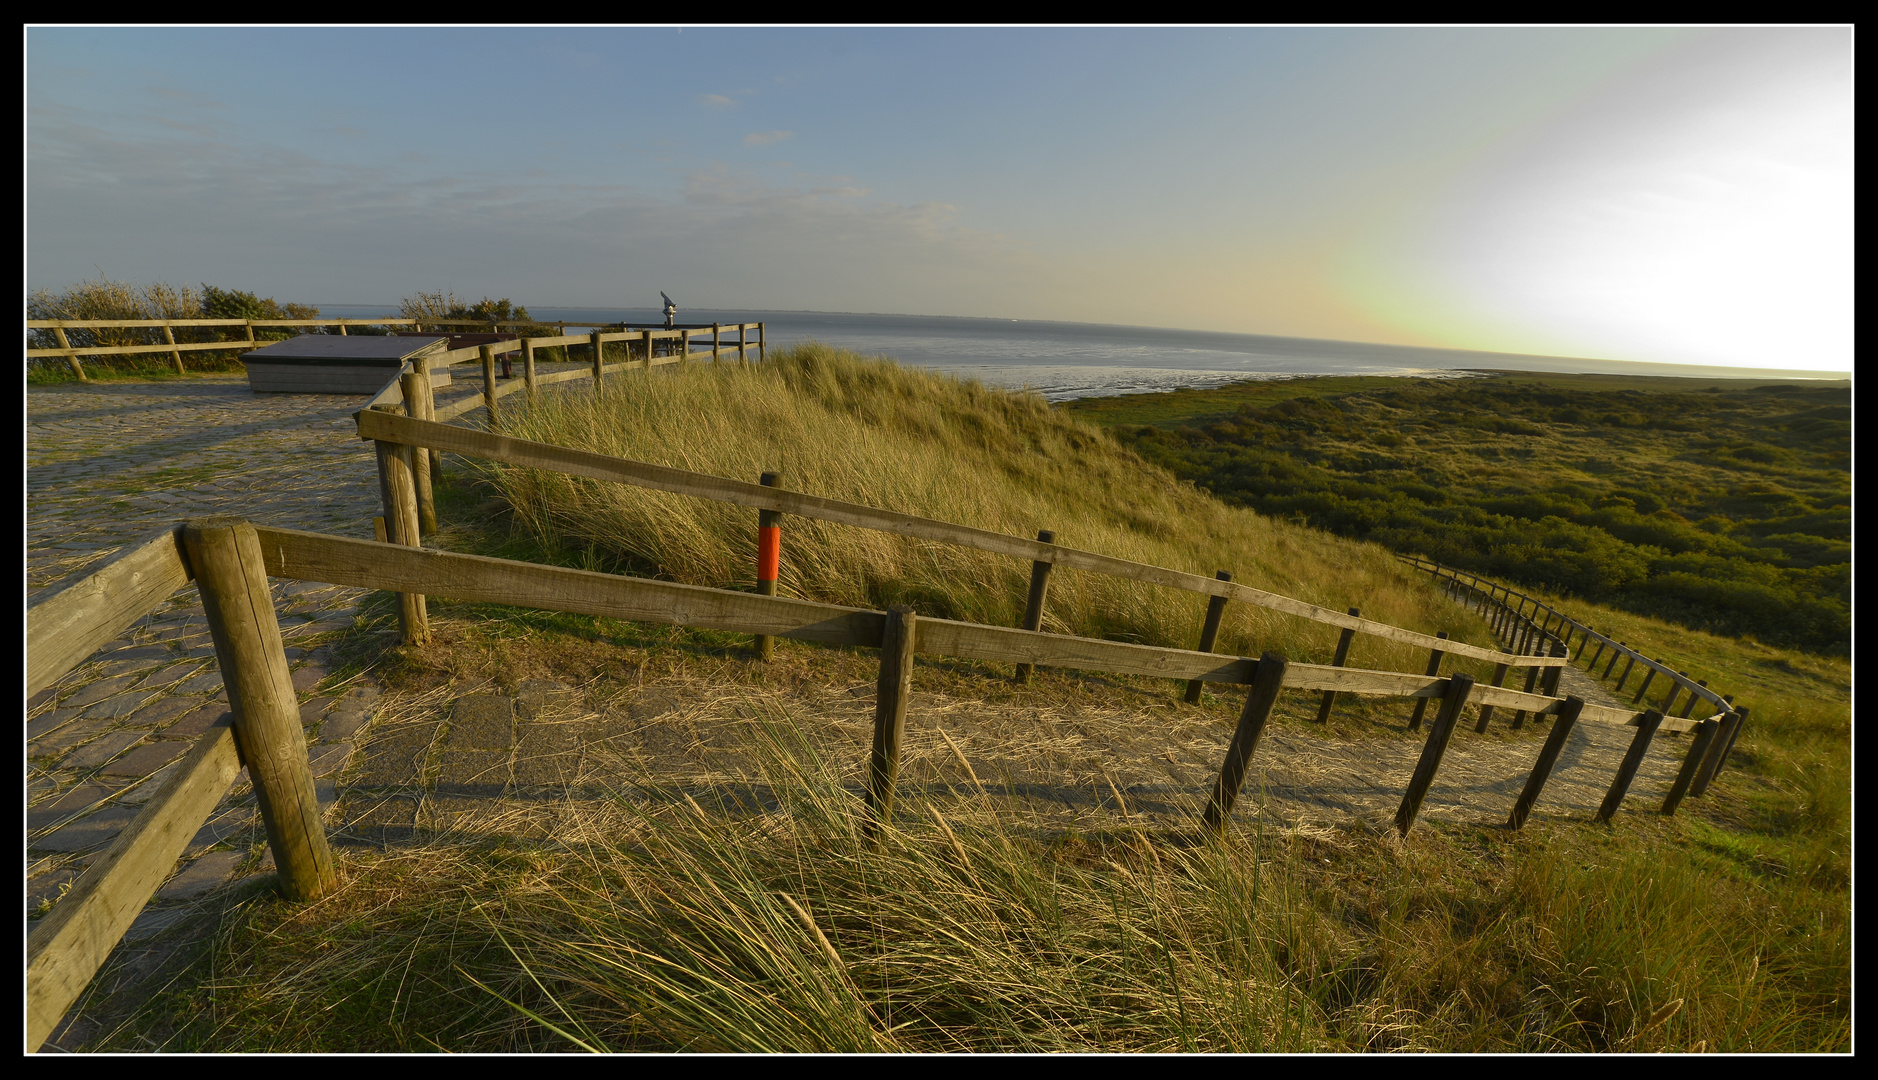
[{"xmin": 26, "ymin": 376, "xmax": 446, "ymax": 936}]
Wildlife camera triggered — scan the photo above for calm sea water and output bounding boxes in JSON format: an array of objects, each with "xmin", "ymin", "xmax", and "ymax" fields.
[{"xmin": 320, "ymin": 306, "xmax": 1834, "ymax": 402}]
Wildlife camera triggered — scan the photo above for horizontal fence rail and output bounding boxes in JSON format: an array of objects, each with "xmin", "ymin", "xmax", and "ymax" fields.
[
  {"xmin": 1401, "ymin": 556, "xmax": 1732, "ymax": 714},
  {"xmin": 26, "ymin": 316, "xmax": 766, "ymax": 386},
  {"xmin": 355, "ymin": 409, "xmax": 1564, "ymax": 674},
  {"xmin": 255, "ymin": 525, "xmax": 1642, "ymax": 722},
  {"xmin": 26, "ymin": 521, "xmax": 337, "ymax": 1052}
]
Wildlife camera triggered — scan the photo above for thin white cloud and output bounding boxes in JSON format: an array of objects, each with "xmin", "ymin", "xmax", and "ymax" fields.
[
  {"xmin": 743, "ymin": 130, "xmax": 794, "ymax": 146},
  {"xmin": 699, "ymin": 93, "xmax": 735, "ymax": 108},
  {"xmin": 26, "ymin": 111, "xmax": 1041, "ymax": 314}
]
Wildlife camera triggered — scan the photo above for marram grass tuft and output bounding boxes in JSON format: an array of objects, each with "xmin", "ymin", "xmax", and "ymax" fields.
[{"xmin": 486, "ymin": 344, "xmax": 1490, "ymax": 675}]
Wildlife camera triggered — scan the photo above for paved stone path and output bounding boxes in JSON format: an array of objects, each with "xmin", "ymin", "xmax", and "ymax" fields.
[{"xmin": 27, "ymin": 376, "xmax": 414, "ymax": 932}]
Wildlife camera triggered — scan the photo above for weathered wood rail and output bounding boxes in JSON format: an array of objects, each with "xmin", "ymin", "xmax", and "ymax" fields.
[
  {"xmin": 1400, "ymin": 555, "xmax": 1737, "ymax": 717},
  {"xmin": 26, "ymin": 521, "xmax": 337, "ymax": 1053},
  {"xmin": 26, "ymin": 315, "xmax": 765, "ymax": 385},
  {"xmin": 1401, "ymin": 555, "xmax": 1747, "ymax": 796},
  {"xmin": 354, "ymin": 409, "xmax": 1567, "ymax": 677}
]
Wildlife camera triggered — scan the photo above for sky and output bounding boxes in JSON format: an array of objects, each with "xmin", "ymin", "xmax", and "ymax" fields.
[{"xmin": 25, "ymin": 26, "xmax": 1852, "ymax": 371}]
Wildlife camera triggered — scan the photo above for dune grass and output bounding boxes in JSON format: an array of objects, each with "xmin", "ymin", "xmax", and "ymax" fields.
[
  {"xmin": 98, "ymin": 684, "xmax": 1847, "ymax": 1053},
  {"xmin": 484, "ymin": 344, "xmax": 1497, "ymax": 679}
]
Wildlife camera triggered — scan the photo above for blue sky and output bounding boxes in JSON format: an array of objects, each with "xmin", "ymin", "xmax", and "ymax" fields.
[{"xmin": 26, "ymin": 26, "xmax": 1851, "ymax": 370}]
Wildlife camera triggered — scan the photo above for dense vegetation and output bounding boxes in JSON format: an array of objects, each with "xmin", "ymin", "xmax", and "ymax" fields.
[
  {"xmin": 26, "ymin": 277, "xmax": 541, "ymax": 380},
  {"xmin": 1070, "ymin": 374, "xmax": 1849, "ymax": 655},
  {"xmin": 27, "ymin": 275, "xmax": 326, "ymax": 379}
]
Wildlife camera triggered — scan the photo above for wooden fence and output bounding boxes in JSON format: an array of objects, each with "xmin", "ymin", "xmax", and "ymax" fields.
[
  {"xmin": 25, "ymin": 508, "xmax": 1738, "ymax": 1049},
  {"xmin": 25, "ymin": 316, "xmax": 765, "ymax": 384},
  {"xmin": 23, "ymin": 338, "xmax": 1746, "ymax": 1050},
  {"xmin": 1399, "ymin": 555, "xmax": 1739, "ymax": 719}
]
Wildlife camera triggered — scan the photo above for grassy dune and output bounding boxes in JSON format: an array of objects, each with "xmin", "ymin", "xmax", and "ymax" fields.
[{"xmin": 486, "ymin": 344, "xmax": 1495, "ymax": 677}]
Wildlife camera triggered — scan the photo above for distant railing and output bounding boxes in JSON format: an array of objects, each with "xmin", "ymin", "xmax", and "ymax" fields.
[
  {"xmin": 1400, "ymin": 555, "xmax": 1747, "ymax": 781},
  {"xmin": 25, "ymin": 316, "xmax": 765, "ymax": 383}
]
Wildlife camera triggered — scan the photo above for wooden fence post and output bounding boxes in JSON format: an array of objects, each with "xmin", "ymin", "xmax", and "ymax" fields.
[
  {"xmin": 1013, "ymin": 530, "xmax": 1057, "ymax": 684},
  {"xmin": 162, "ymin": 322, "xmax": 185, "ymax": 374},
  {"xmin": 1596, "ymin": 710, "xmax": 1666, "ymax": 822},
  {"xmin": 1407, "ymin": 631, "xmax": 1448, "ymax": 731},
  {"xmin": 1661, "ymin": 717, "xmax": 1721, "ymax": 815},
  {"xmin": 182, "ymin": 517, "xmax": 337, "ymax": 901},
  {"xmin": 1539, "ymin": 640, "xmax": 1567, "ymax": 697},
  {"xmin": 1182, "ymin": 571, "xmax": 1233, "ymax": 704},
  {"xmin": 1630, "ymin": 665, "xmax": 1658, "ymax": 705},
  {"xmin": 400, "ymin": 372, "xmax": 437, "ymax": 537},
  {"xmin": 1508, "ymin": 697, "xmax": 1585, "ymax": 829},
  {"xmin": 1657, "ymin": 679, "xmax": 1683, "ymax": 718},
  {"xmin": 712, "ymin": 322, "xmax": 721, "ymax": 362},
  {"xmin": 865, "ymin": 605, "xmax": 917, "ymax": 836},
  {"xmin": 371, "ymin": 406, "xmax": 428, "ymax": 645},
  {"xmin": 1603, "ymin": 642, "xmax": 1626, "ymax": 679},
  {"xmin": 1203, "ymin": 652, "xmax": 1289, "ymax": 833},
  {"xmin": 739, "ymin": 323, "xmax": 748, "ymax": 363},
  {"xmin": 480, "ymin": 345, "xmax": 500, "ymax": 429},
  {"xmin": 413, "ymin": 354, "xmax": 442, "ymax": 483},
  {"xmin": 591, "ymin": 330, "xmax": 605, "ymax": 385},
  {"xmin": 1612, "ymin": 651, "xmax": 1637, "ymax": 693},
  {"xmin": 522, "ymin": 337, "xmax": 537, "ymax": 396},
  {"xmin": 51, "ymin": 327, "xmax": 89, "ymax": 383},
  {"xmin": 643, "ymin": 329, "xmax": 654, "ymax": 368},
  {"xmin": 1396, "ymin": 673, "xmax": 1474, "ymax": 836},
  {"xmin": 754, "ymin": 472, "xmax": 783, "ymax": 661},
  {"xmin": 1313, "ymin": 606, "xmax": 1361, "ymax": 722},
  {"xmin": 494, "ymin": 316, "xmax": 512, "ymax": 379},
  {"xmin": 1474, "ymin": 653, "xmax": 1512, "ymax": 732},
  {"xmin": 758, "ymin": 322, "xmax": 765, "ymax": 362},
  {"xmin": 1586, "ymin": 634, "xmax": 1608, "ymax": 670},
  {"xmin": 1711, "ymin": 704, "xmax": 1749, "ymax": 781},
  {"xmin": 1691, "ymin": 707, "xmax": 1745, "ymax": 796},
  {"xmin": 1678, "ymin": 681, "xmax": 1708, "ymax": 720},
  {"xmin": 1511, "ymin": 660, "xmax": 1543, "ymax": 730}
]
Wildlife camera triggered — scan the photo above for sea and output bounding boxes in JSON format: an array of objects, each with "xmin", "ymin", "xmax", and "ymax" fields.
[{"xmin": 318, "ymin": 306, "xmax": 1840, "ymax": 403}]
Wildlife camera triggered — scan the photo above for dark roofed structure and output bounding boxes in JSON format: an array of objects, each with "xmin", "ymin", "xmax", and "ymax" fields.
[{"xmin": 242, "ymin": 334, "xmax": 448, "ymax": 395}]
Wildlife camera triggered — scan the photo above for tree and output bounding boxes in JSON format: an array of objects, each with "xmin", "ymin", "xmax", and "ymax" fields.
[
  {"xmin": 201, "ymin": 284, "xmax": 321, "ymax": 340},
  {"xmin": 398, "ymin": 291, "xmax": 532, "ymax": 326}
]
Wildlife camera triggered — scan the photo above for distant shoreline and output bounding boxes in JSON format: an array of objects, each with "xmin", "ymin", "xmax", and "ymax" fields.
[{"xmin": 309, "ymin": 304, "xmax": 1850, "ymax": 384}]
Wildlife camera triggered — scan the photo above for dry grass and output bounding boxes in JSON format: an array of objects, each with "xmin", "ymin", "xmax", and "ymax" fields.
[
  {"xmin": 488, "ymin": 344, "xmax": 1497, "ymax": 679},
  {"xmin": 59, "ymin": 590, "xmax": 1846, "ymax": 1053}
]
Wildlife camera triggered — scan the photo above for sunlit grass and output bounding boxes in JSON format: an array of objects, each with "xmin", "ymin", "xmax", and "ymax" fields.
[
  {"xmin": 485, "ymin": 344, "xmax": 1497, "ymax": 677},
  {"xmin": 107, "ymin": 700, "xmax": 1847, "ymax": 1052}
]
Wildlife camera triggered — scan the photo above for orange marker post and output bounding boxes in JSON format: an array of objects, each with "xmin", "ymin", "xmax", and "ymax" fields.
[{"xmin": 754, "ymin": 471, "xmax": 783, "ymax": 661}]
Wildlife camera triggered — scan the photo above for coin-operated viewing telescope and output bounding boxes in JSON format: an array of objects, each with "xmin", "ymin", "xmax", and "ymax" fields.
[{"xmin": 660, "ymin": 291, "xmax": 677, "ymax": 329}]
